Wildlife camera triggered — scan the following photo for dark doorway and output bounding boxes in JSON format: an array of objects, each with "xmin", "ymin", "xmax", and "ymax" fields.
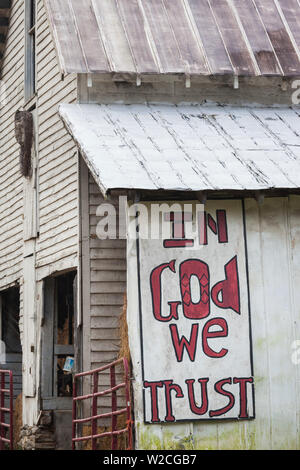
[
  {"xmin": 0, "ymin": 287, "xmax": 22, "ymax": 445},
  {"xmin": 42, "ymin": 271, "xmax": 77, "ymax": 450}
]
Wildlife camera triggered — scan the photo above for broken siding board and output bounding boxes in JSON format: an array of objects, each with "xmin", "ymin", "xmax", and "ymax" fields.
[
  {"xmin": 208, "ymin": 0, "xmax": 257, "ymax": 75},
  {"xmin": 91, "ymin": 0, "xmax": 136, "ymax": 73},
  {"xmin": 278, "ymin": 0, "xmax": 300, "ymax": 56},
  {"xmin": 140, "ymin": 0, "xmax": 184, "ymax": 74},
  {"xmin": 67, "ymin": 0, "xmax": 109, "ymax": 73},
  {"xmin": 232, "ymin": 0, "xmax": 282, "ymax": 75},
  {"xmin": 163, "ymin": 0, "xmax": 209, "ymax": 75},
  {"xmin": 187, "ymin": 0, "xmax": 233, "ymax": 75},
  {"xmin": 116, "ymin": 0, "xmax": 159, "ymax": 74},
  {"xmin": 254, "ymin": 0, "xmax": 300, "ymax": 76}
]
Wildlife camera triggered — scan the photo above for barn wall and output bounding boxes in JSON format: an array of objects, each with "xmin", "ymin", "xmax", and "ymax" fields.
[
  {"xmin": 35, "ymin": 0, "xmax": 78, "ymax": 279},
  {"xmin": 0, "ymin": 0, "xmax": 79, "ymax": 310},
  {"xmin": 0, "ymin": 0, "xmax": 80, "ymax": 431},
  {"xmin": 0, "ymin": 0, "xmax": 24, "ymax": 291},
  {"xmin": 78, "ymin": 74, "xmax": 295, "ymax": 107},
  {"xmin": 80, "ymin": 159, "xmax": 126, "ymax": 419},
  {"xmin": 128, "ymin": 196, "xmax": 300, "ymax": 450}
]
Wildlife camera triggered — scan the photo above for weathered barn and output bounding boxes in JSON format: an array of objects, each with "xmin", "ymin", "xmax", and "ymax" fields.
[{"xmin": 0, "ymin": 0, "xmax": 300, "ymax": 450}]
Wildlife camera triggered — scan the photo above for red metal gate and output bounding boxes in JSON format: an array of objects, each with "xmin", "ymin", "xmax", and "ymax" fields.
[
  {"xmin": 72, "ymin": 358, "xmax": 133, "ymax": 450},
  {"xmin": 0, "ymin": 370, "xmax": 13, "ymax": 450}
]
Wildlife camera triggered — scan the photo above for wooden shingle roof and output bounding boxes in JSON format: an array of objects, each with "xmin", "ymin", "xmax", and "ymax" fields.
[{"xmin": 45, "ymin": 0, "xmax": 300, "ymax": 77}]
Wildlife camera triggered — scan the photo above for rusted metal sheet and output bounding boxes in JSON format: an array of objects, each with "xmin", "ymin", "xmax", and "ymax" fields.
[
  {"xmin": 187, "ymin": 0, "xmax": 233, "ymax": 75},
  {"xmin": 59, "ymin": 103, "xmax": 300, "ymax": 195},
  {"xmin": 208, "ymin": 0, "xmax": 256, "ymax": 76},
  {"xmin": 254, "ymin": 0, "xmax": 300, "ymax": 76},
  {"xmin": 92, "ymin": 0, "xmax": 136, "ymax": 74},
  {"xmin": 116, "ymin": 0, "xmax": 159, "ymax": 74},
  {"xmin": 232, "ymin": 0, "xmax": 281, "ymax": 75},
  {"xmin": 140, "ymin": 0, "xmax": 184, "ymax": 74},
  {"xmin": 45, "ymin": 0, "xmax": 300, "ymax": 76},
  {"xmin": 278, "ymin": 0, "xmax": 300, "ymax": 54},
  {"xmin": 46, "ymin": 0, "xmax": 87, "ymax": 73},
  {"xmin": 162, "ymin": 0, "xmax": 209, "ymax": 75},
  {"xmin": 70, "ymin": 0, "xmax": 109, "ymax": 73}
]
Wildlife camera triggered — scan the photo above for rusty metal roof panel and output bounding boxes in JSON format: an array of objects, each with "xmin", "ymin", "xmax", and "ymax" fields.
[
  {"xmin": 45, "ymin": 0, "xmax": 300, "ymax": 76},
  {"xmin": 59, "ymin": 103, "xmax": 300, "ymax": 195}
]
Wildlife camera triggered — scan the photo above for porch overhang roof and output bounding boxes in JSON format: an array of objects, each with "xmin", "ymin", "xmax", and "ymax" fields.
[{"xmin": 59, "ymin": 103, "xmax": 300, "ymax": 197}]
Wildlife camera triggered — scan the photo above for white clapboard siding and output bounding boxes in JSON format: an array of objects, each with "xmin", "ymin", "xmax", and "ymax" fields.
[
  {"xmin": 81, "ymin": 162, "xmax": 127, "ymax": 421},
  {"xmin": 0, "ymin": 0, "xmax": 24, "ymax": 290},
  {"xmin": 35, "ymin": 0, "xmax": 78, "ymax": 274}
]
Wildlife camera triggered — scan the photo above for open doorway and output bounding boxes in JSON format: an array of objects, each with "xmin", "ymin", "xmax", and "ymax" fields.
[{"xmin": 41, "ymin": 271, "xmax": 77, "ymax": 450}]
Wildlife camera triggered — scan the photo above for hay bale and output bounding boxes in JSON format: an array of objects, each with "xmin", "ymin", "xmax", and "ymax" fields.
[
  {"xmin": 13, "ymin": 393, "xmax": 22, "ymax": 449},
  {"xmin": 80, "ymin": 415, "xmax": 129, "ymax": 450},
  {"xmin": 118, "ymin": 293, "xmax": 131, "ymax": 363}
]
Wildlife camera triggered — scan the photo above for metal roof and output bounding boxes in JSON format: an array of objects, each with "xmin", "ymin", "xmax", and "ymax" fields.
[
  {"xmin": 59, "ymin": 103, "xmax": 300, "ymax": 195},
  {"xmin": 45, "ymin": 0, "xmax": 300, "ymax": 77}
]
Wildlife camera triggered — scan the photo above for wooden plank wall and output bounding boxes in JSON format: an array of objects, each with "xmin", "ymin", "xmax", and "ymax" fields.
[
  {"xmin": 0, "ymin": 0, "xmax": 24, "ymax": 291},
  {"xmin": 81, "ymin": 161, "xmax": 127, "ymax": 420},
  {"xmin": 132, "ymin": 196, "xmax": 300, "ymax": 450},
  {"xmin": 35, "ymin": 0, "xmax": 78, "ymax": 278},
  {"xmin": 0, "ymin": 0, "xmax": 79, "ymax": 339},
  {"xmin": 194, "ymin": 196, "xmax": 300, "ymax": 450}
]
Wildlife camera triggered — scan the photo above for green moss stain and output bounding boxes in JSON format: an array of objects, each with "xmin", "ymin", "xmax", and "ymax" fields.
[{"xmin": 137, "ymin": 420, "xmax": 297, "ymax": 450}]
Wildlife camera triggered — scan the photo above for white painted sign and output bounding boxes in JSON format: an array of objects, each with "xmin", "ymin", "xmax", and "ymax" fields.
[{"xmin": 132, "ymin": 200, "xmax": 254, "ymax": 423}]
